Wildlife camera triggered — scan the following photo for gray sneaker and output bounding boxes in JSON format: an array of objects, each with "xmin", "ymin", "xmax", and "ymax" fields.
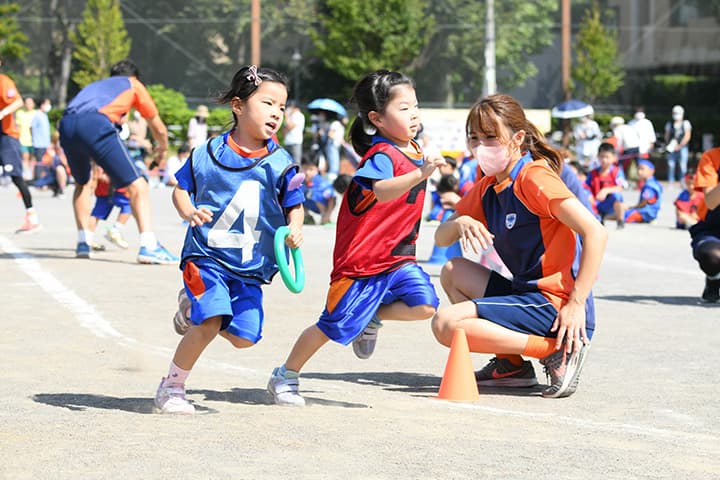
[
  {"xmin": 173, "ymin": 288, "xmax": 192, "ymax": 335},
  {"xmin": 475, "ymin": 357, "xmax": 538, "ymax": 387},
  {"xmin": 539, "ymin": 343, "xmax": 590, "ymax": 398},
  {"xmin": 267, "ymin": 367, "xmax": 305, "ymax": 406},
  {"xmin": 352, "ymin": 317, "xmax": 383, "ymax": 360}
]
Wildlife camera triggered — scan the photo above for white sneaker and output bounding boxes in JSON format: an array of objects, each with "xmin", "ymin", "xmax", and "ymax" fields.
[
  {"xmin": 267, "ymin": 367, "xmax": 305, "ymax": 406},
  {"xmin": 105, "ymin": 229, "xmax": 129, "ymax": 249},
  {"xmin": 352, "ymin": 317, "xmax": 383, "ymax": 359},
  {"xmin": 154, "ymin": 378, "xmax": 195, "ymax": 414},
  {"xmin": 173, "ymin": 288, "xmax": 192, "ymax": 335}
]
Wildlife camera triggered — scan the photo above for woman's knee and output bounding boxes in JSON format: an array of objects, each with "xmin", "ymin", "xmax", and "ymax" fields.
[{"xmin": 431, "ymin": 309, "xmax": 457, "ymax": 347}]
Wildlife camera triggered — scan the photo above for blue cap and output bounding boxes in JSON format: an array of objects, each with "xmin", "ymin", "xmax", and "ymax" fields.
[{"xmin": 637, "ymin": 159, "xmax": 655, "ymax": 170}]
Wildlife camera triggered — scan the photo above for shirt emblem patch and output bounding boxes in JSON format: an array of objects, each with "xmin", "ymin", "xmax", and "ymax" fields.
[{"xmin": 505, "ymin": 213, "xmax": 517, "ymax": 229}]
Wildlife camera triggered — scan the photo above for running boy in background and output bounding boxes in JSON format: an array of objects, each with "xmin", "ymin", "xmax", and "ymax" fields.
[
  {"xmin": 58, "ymin": 59, "xmax": 176, "ymax": 263},
  {"xmin": 675, "ymin": 170, "xmax": 703, "ymax": 229},
  {"xmin": 267, "ymin": 69, "xmax": 445, "ymax": 406},
  {"xmin": 0, "ymin": 57, "xmax": 41, "ymax": 232},
  {"xmin": 154, "ymin": 65, "xmax": 305, "ymax": 414},
  {"xmin": 88, "ymin": 164, "xmax": 131, "ymax": 251},
  {"xmin": 432, "ymin": 93, "xmax": 607, "ymax": 399},
  {"xmin": 587, "ymin": 142, "xmax": 626, "ymax": 229},
  {"xmin": 300, "ymin": 154, "xmax": 337, "ymax": 225},
  {"xmin": 623, "ymin": 159, "xmax": 662, "ymax": 224}
]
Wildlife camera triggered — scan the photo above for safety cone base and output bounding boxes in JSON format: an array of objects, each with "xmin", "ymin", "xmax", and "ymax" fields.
[{"xmin": 435, "ymin": 328, "xmax": 480, "ymax": 402}]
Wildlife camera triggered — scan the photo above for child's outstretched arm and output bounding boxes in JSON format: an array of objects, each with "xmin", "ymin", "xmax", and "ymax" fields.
[
  {"xmin": 284, "ymin": 204, "xmax": 304, "ymax": 249},
  {"xmin": 373, "ymin": 153, "xmax": 446, "ymax": 202},
  {"xmin": 172, "ymin": 186, "xmax": 213, "ymax": 227}
]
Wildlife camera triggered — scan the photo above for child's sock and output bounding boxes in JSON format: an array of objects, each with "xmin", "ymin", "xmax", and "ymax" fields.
[
  {"xmin": 165, "ymin": 361, "xmax": 191, "ymax": 386},
  {"xmin": 277, "ymin": 364, "xmax": 299, "ymax": 378},
  {"xmin": 112, "ymin": 222, "xmax": 124, "ymax": 232},
  {"xmin": 78, "ymin": 230, "xmax": 93, "ymax": 244},
  {"xmin": 26, "ymin": 207, "xmax": 39, "ymax": 224},
  {"xmin": 496, "ymin": 354, "xmax": 524, "ymax": 366},
  {"xmin": 139, "ymin": 232, "xmax": 158, "ymax": 249},
  {"xmin": 522, "ymin": 335, "xmax": 557, "ymax": 359}
]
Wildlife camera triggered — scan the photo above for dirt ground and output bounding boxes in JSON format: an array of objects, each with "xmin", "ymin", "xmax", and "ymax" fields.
[{"xmin": 1, "ymin": 182, "xmax": 718, "ymax": 480}]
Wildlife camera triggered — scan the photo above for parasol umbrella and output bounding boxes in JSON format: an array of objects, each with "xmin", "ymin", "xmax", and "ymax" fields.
[
  {"xmin": 551, "ymin": 99, "xmax": 594, "ymax": 119},
  {"xmin": 307, "ymin": 98, "xmax": 347, "ymax": 118}
]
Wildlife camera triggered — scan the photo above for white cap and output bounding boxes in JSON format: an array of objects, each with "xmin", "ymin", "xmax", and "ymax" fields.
[
  {"xmin": 672, "ymin": 105, "xmax": 684, "ymax": 115},
  {"xmin": 610, "ymin": 116, "xmax": 624, "ymax": 127}
]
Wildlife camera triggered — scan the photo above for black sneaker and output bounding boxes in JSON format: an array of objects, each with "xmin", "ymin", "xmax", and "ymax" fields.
[
  {"xmin": 474, "ymin": 357, "xmax": 538, "ymax": 387},
  {"xmin": 701, "ymin": 278, "xmax": 720, "ymax": 303}
]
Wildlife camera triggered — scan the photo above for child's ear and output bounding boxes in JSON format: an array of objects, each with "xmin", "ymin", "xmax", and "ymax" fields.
[{"xmin": 231, "ymin": 97, "xmax": 243, "ymax": 116}]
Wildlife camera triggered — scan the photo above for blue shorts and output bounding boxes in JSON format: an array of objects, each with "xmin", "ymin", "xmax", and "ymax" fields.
[
  {"xmin": 317, "ymin": 263, "xmax": 439, "ymax": 345},
  {"xmin": 182, "ymin": 259, "xmax": 264, "ymax": 343},
  {"xmin": 58, "ymin": 112, "xmax": 144, "ymax": 188},
  {"xmin": 477, "ymin": 271, "xmax": 595, "ymax": 340},
  {"xmin": 0, "ymin": 135, "xmax": 23, "ymax": 177},
  {"xmin": 596, "ymin": 192, "xmax": 623, "ymax": 216},
  {"xmin": 91, "ymin": 192, "xmax": 131, "ymax": 219}
]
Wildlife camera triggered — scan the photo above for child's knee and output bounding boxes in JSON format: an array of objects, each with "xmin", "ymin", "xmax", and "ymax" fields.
[
  {"xmin": 415, "ymin": 304, "xmax": 437, "ymax": 320},
  {"xmin": 226, "ymin": 334, "xmax": 256, "ymax": 349}
]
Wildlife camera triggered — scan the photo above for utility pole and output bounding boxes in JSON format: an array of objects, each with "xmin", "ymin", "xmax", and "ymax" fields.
[
  {"xmin": 483, "ymin": 0, "xmax": 496, "ymax": 97},
  {"xmin": 561, "ymin": 0, "xmax": 571, "ymax": 100},
  {"xmin": 251, "ymin": 0, "xmax": 261, "ymax": 65}
]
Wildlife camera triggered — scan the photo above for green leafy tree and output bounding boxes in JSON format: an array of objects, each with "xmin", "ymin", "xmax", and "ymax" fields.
[
  {"xmin": 71, "ymin": 0, "xmax": 131, "ymax": 88},
  {"xmin": 571, "ymin": 2, "xmax": 624, "ymax": 103},
  {"xmin": 414, "ymin": 0, "xmax": 558, "ymax": 105},
  {"xmin": 310, "ymin": 0, "xmax": 434, "ymax": 80},
  {"xmin": 0, "ymin": 3, "xmax": 30, "ymax": 61}
]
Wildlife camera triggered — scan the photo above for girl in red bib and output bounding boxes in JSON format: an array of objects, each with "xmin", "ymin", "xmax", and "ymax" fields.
[{"xmin": 268, "ymin": 70, "xmax": 445, "ymax": 406}]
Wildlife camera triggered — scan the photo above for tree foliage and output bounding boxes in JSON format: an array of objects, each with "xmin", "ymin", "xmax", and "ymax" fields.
[
  {"xmin": 423, "ymin": 0, "xmax": 557, "ymax": 100},
  {"xmin": 571, "ymin": 2, "xmax": 624, "ymax": 103},
  {"xmin": 0, "ymin": 3, "xmax": 29, "ymax": 61},
  {"xmin": 71, "ymin": 0, "xmax": 131, "ymax": 88},
  {"xmin": 310, "ymin": 0, "xmax": 434, "ymax": 80}
]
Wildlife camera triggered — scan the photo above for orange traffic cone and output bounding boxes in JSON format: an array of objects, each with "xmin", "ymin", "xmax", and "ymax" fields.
[{"xmin": 436, "ymin": 328, "xmax": 480, "ymax": 402}]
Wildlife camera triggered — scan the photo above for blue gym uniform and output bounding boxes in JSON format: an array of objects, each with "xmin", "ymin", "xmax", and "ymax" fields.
[{"xmin": 176, "ymin": 132, "xmax": 303, "ymax": 341}]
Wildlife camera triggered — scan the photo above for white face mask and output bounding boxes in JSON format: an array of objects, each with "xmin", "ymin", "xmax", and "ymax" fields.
[
  {"xmin": 634, "ymin": 112, "xmax": 645, "ymax": 120},
  {"xmin": 473, "ymin": 144, "xmax": 512, "ymax": 177},
  {"xmin": 42, "ymin": 104, "xmax": 52, "ymax": 113}
]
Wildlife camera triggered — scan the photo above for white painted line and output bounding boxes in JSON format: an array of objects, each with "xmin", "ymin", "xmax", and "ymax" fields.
[
  {"xmin": 603, "ymin": 253, "xmax": 698, "ymax": 276},
  {"xmin": 0, "ymin": 235, "xmax": 255, "ymax": 375}
]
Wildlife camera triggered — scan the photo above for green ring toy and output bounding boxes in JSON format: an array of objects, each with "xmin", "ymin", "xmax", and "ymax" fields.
[{"xmin": 273, "ymin": 226, "xmax": 305, "ymax": 293}]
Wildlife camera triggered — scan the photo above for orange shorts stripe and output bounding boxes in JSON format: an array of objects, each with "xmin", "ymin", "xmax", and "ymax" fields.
[
  {"xmin": 326, "ymin": 277, "xmax": 354, "ymax": 313},
  {"xmin": 183, "ymin": 261, "xmax": 206, "ymax": 299}
]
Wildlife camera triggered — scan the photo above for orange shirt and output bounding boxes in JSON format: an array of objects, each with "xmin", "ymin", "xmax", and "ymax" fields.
[
  {"xmin": 456, "ymin": 155, "xmax": 578, "ymax": 310},
  {"xmin": 0, "ymin": 74, "xmax": 20, "ymax": 139},
  {"xmin": 695, "ymin": 147, "xmax": 720, "ymax": 221}
]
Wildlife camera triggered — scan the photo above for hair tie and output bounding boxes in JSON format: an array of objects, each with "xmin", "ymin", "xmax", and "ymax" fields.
[{"xmin": 246, "ymin": 65, "xmax": 262, "ymax": 87}]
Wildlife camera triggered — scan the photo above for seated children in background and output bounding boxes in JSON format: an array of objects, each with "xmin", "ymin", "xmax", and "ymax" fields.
[
  {"xmin": 427, "ymin": 174, "xmax": 461, "ymax": 222},
  {"xmin": 301, "ymin": 155, "xmax": 337, "ymax": 225},
  {"xmin": 32, "ymin": 131, "xmax": 70, "ymax": 197},
  {"xmin": 623, "ymin": 159, "xmax": 662, "ymax": 224},
  {"xmin": 587, "ymin": 142, "xmax": 626, "ymax": 229},
  {"xmin": 332, "ymin": 173, "xmax": 353, "ymax": 195},
  {"xmin": 675, "ymin": 170, "xmax": 704, "ymax": 229},
  {"xmin": 426, "ymin": 156, "xmax": 459, "ymax": 222},
  {"xmin": 163, "ymin": 143, "xmax": 191, "ymax": 187},
  {"xmin": 88, "ymin": 165, "xmax": 132, "ymax": 250}
]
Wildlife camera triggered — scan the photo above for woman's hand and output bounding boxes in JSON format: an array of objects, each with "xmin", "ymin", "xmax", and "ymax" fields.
[
  {"xmin": 551, "ymin": 299, "xmax": 588, "ymax": 354},
  {"xmin": 454, "ymin": 215, "xmax": 494, "ymax": 254}
]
